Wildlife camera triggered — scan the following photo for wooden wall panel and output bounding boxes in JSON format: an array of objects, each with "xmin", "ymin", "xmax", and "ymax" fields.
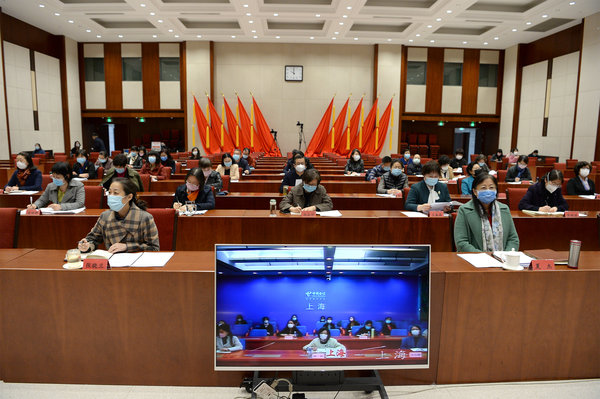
[
  {"xmin": 180, "ymin": 42, "xmax": 187, "ymax": 149},
  {"xmin": 461, "ymin": 49, "xmax": 480, "ymax": 115},
  {"xmin": 511, "ymin": 44, "xmax": 524, "ymax": 149},
  {"xmin": 59, "ymin": 37, "xmax": 71, "ymax": 154},
  {"xmin": 0, "ymin": 12, "xmax": 61, "ymax": 59},
  {"xmin": 142, "ymin": 42, "xmax": 160, "ymax": 110},
  {"xmin": 521, "ymin": 23, "xmax": 583, "ymax": 67},
  {"xmin": 398, "ymin": 45, "xmax": 407, "ymax": 151},
  {"xmin": 425, "ymin": 47, "xmax": 443, "ymax": 114},
  {"xmin": 77, "ymin": 42, "xmax": 86, "ymax": 111},
  {"xmin": 104, "ymin": 43, "xmax": 122, "ymax": 110},
  {"xmin": 495, "ymin": 50, "xmax": 505, "ymax": 116}
]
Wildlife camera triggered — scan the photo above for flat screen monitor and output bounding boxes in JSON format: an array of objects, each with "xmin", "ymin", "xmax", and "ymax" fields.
[{"xmin": 215, "ymin": 244, "xmax": 430, "ymax": 371}]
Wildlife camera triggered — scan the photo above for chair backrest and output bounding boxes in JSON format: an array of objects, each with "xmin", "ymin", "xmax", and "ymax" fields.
[
  {"xmin": 90, "ymin": 152, "xmax": 100, "ymax": 162},
  {"xmin": 497, "ymin": 169, "xmax": 507, "ymax": 182},
  {"xmin": 249, "ymin": 329, "xmax": 268, "ymax": 337},
  {"xmin": 139, "ymin": 173, "xmax": 150, "ymax": 192},
  {"xmin": 457, "ymin": 176, "xmax": 467, "ymax": 194},
  {"xmin": 507, "ymin": 187, "xmax": 529, "ymax": 210},
  {"xmin": 174, "ymin": 161, "xmax": 182, "ymax": 174},
  {"xmin": 403, "ymin": 186, "xmax": 410, "ymax": 199},
  {"xmin": 566, "ymin": 159, "xmax": 578, "ymax": 168},
  {"xmin": 329, "ymin": 329, "xmax": 341, "ymax": 336},
  {"xmin": 0, "ymin": 208, "xmax": 17, "ymax": 248},
  {"xmin": 470, "ymin": 154, "xmax": 478, "ymax": 162},
  {"xmin": 54, "ymin": 155, "xmax": 67, "ymax": 162},
  {"xmin": 221, "ymin": 175, "xmax": 230, "ymax": 192},
  {"xmin": 296, "ymin": 325, "xmax": 307, "ymax": 335},
  {"xmin": 147, "ymin": 208, "xmax": 177, "ymax": 251},
  {"xmin": 390, "ymin": 328, "xmax": 407, "ymax": 337},
  {"xmin": 350, "ymin": 325, "xmax": 362, "ymax": 336},
  {"xmin": 187, "ymin": 159, "xmax": 199, "ymax": 169},
  {"xmin": 111, "ymin": 150, "xmax": 122, "ymax": 157},
  {"xmin": 562, "ymin": 178, "xmax": 570, "ymax": 194},
  {"xmin": 554, "ymin": 162, "xmax": 566, "ymax": 171},
  {"xmin": 41, "ymin": 174, "xmax": 52, "ymax": 190},
  {"xmin": 231, "ymin": 324, "xmax": 249, "ymax": 336},
  {"xmin": 32, "ymin": 158, "xmax": 40, "ymax": 166},
  {"xmin": 96, "ymin": 166, "xmax": 105, "ymax": 179},
  {"xmin": 84, "ymin": 185, "xmax": 104, "ymax": 209},
  {"xmin": 160, "ymin": 167, "xmax": 172, "ymax": 179}
]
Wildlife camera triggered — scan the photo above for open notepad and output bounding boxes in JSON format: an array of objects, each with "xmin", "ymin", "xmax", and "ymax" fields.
[{"xmin": 82, "ymin": 250, "xmax": 174, "ymax": 267}]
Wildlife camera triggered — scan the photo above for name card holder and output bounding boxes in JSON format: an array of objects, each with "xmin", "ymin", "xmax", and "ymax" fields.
[
  {"xmin": 25, "ymin": 209, "xmax": 41, "ymax": 215},
  {"xmin": 301, "ymin": 210, "xmax": 316, "ymax": 217},
  {"xmin": 394, "ymin": 192, "xmax": 402, "ymax": 198},
  {"xmin": 529, "ymin": 259, "xmax": 555, "ymax": 271},
  {"xmin": 284, "ymin": 335, "xmax": 294, "ymax": 340},
  {"xmin": 564, "ymin": 211, "xmax": 579, "ymax": 218},
  {"xmin": 83, "ymin": 259, "xmax": 110, "ymax": 270},
  {"xmin": 428, "ymin": 211, "xmax": 444, "ymax": 217}
]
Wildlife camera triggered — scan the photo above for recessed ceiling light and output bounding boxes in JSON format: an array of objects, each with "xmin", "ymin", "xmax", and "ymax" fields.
[
  {"xmin": 512, "ymin": 28, "xmax": 517, "ymax": 32},
  {"xmin": 310, "ymin": 36, "xmax": 314, "ymax": 39},
  {"xmin": 152, "ymin": 34, "xmax": 157, "ymax": 38},
  {"xmin": 231, "ymin": 35, "xmax": 236, "ymax": 38},
  {"xmin": 246, "ymin": 13, "xmax": 251, "ymax": 16},
  {"xmin": 54, "ymin": 12, "xmax": 60, "ymax": 16},
  {"xmin": 436, "ymin": 18, "xmax": 442, "ymax": 21},
  {"xmin": 494, "ymin": 36, "xmax": 499, "ymax": 40},
  {"xmin": 243, "ymin": 4, "xmax": 248, "ymax": 7},
  {"xmin": 542, "ymin": 14, "xmax": 548, "ymax": 18},
  {"xmin": 158, "ymin": 19, "xmax": 163, "ymax": 23},
  {"xmin": 150, "ymin": 12, "xmax": 155, "ymax": 16},
  {"xmin": 416, "ymin": 34, "xmax": 421, "ymax": 37},
  {"xmin": 569, "ymin": 1, "xmax": 576, "ymax": 5},
  {"xmin": 342, "ymin": 15, "xmax": 348, "ymax": 18},
  {"xmin": 315, "ymin": 14, "xmax": 320, "ymax": 17},
  {"xmin": 483, "ymin": 42, "xmax": 488, "ymax": 45},
  {"xmin": 197, "ymin": 34, "xmax": 202, "ymax": 38},
  {"xmin": 273, "ymin": 13, "xmax": 278, "ymax": 16},
  {"xmin": 174, "ymin": 35, "xmax": 179, "ymax": 38},
  {"xmin": 118, "ymin": 34, "xmax": 123, "ymax": 38},
  {"xmin": 387, "ymin": 38, "xmax": 392, "ymax": 42},
  {"xmin": 332, "ymin": 37, "xmax": 336, "ymax": 40},
  {"xmin": 334, "ymin": 31, "xmax": 339, "ymax": 34},
  {"xmin": 446, "ymin": 10, "xmax": 452, "ymax": 13},
  {"xmin": 39, "ymin": 4, "xmax": 45, "ymax": 7},
  {"xmin": 409, "ymin": 39, "xmax": 413, "ymax": 42},
  {"xmin": 526, "ymin": 21, "xmax": 532, "ymax": 25},
  {"xmin": 427, "ymin": 25, "xmax": 432, "ymax": 28},
  {"xmin": 168, "ymin": 29, "xmax": 173, "ymax": 32},
  {"xmin": 430, "ymin": 40, "xmax": 435, "ymax": 43},
  {"xmin": 96, "ymin": 35, "xmax": 101, "ymax": 38},
  {"xmin": 86, "ymin": 29, "xmax": 91, "ymax": 32},
  {"xmin": 68, "ymin": 20, "xmax": 74, "ymax": 24},
  {"xmin": 347, "ymin": 6, "xmax": 352, "ymax": 10},
  {"xmin": 251, "ymin": 30, "xmax": 256, "ymax": 33},
  {"xmin": 249, "ymin": 20, "xmax": 254, "ymax": 23},
  {"xmin": 276, "ymin": 36, "xmax": 280, "ymax": 39},
  {"xmin": 253, "ymin": 35, "xmax": 258, "ymax": 39},
  {"xmin": 463, "ymin": 41, "xmax": 467, "ymax": 44},
  {"xmin": 140, "ymin": 3, "xmax": 146, "ymax": 7},
  {"xmin": 339, "ymin": 22, "xmax": 344, "ymax": 25},
  {"xmin": 354, "ymin": 37, "xmax": 358, "ymax": 41}
]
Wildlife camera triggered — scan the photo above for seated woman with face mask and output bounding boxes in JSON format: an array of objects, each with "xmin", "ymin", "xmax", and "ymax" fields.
[
  {"xmin": 401, "ymin": 325, "xmax": 428, "ymax": 349},
  {"xmin": 172, "ymin": 168, "xmax": 215, "ymax": 211},
  {"xmin": 406, "ymin": 154, "xmax": 422, "ymax": 175},
  {"xmin": 345, "ymin": 149, "xmax": 364, "ymax": 174},
  {"xmin": 380, "ymin": 317, "xmax": 397, "ymax": 335},
  {"xmin": 28, "ymin": 162, "xmax": 85, "ymax": 211},
  {"xmin": 78, "ymin": 177, "xmax": 160, "ymax": 254},
  {"xmin": 277, "ymin": 320, "xmax": 303, "ymax": 338},
  {"xmin": 405, "ymin": 161, "xmax": 452, "ymax": 213},
  {"xmin": 377, "ymin": 159, "xmax": 408, "ymax": 195},
  {"xmin": 303, "ymin": 327, "xmax": 347, "ymax": 352},
  {"xmin": 216, "ymin": 323, "xmax": 243, "ymax": 352},
  {"xmin": 355, "ymin": 320, "xmax": 376, "ymax": 336},
  {"xmin": 344, "ymin": 316, "xmax": 360, "ymax": 336},
  {"xmin": 279, "ymin": 169, "xmax": 333, "ymax": 213},
  {"xmin": 259, "ymin": 317, "xmax": 275, "ymax": 336},
  {"xmin": 567, "ymin": 161, "xmax": 596, "ymax": 195},
  {"xmin": 519, "ymin": 169, "xmax": 568, "ymax": 213}
]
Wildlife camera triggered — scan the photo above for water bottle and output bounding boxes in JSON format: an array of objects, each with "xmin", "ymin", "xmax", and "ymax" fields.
[
  {"xmin": 269, "ymin": 199, "xmax": 277, "ymax": 217},
  {"xmin": 568, "ymin": 240, "xmax": 581, "ymax": 269},
  {"xmin": 307, "ymin": 347, "xmax": 313, "ymax": 358}
]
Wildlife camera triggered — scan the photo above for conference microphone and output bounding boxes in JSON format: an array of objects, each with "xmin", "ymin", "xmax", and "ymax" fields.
[
  {"xmin": 358, "ymin": 345, "xmax": 387, "ymax": 351},
  {"xmin": 248, "ymin": 342, "xmax": 276, "ymax": 351}
]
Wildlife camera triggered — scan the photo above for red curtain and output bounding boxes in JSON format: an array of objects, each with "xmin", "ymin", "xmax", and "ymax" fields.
[
  {"xmin": 208, "ymin": 97, "xmax": 235, "ymax": 153},
  {"xmin": 350, "ymin": 98, "xmax": 378, "ymax": 154},
  {"xmin": 335, "ymin": 98, "xmax": 363, "ymax": 156},
  {"xmin": 322, "ymin": 98, "xmax": 349, "ymax": 154},
  {"xmin": 252, "ymin": 97, "xmax": 281, "ymax": 156},
  {"xmin": 193, "ymin": 96, "xmax": 221, "ymax": 155},
  {"xmin": 237, "ymin": 97, "xmax": 260, "ymax": 153},
  {"xmin": 305, "ymin": 98, "xmax": 334, "ymax": 157},
  {"xmin": 363, "ymin": 98, "xmax": 393, "ymax": 155}
]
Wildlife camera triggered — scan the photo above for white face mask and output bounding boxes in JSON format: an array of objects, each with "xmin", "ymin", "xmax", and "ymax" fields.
[
  {"xmin": 352, "ymin": 154, "xmax": 360, "ymax": 161},
  {"xmin": 514, "ymin": 152, "xmax": 519, "ymax": 156},
  {"xmin": 546, "ymin": 184, "xmax": 559, "ymax": 193},
  {"xmin": 441, "ymin": 165, "xmax": 449, "ymax": 171},
  {"xmin": 456, "ymin": 155, "xmax": 463, "ymax": 160},
  {"xmin": 16, "ymin": 161, "xmax": 27, "ymax": 170},
  {"xmin": 411, "ymin": 329, "xmax": 420, "ymax": 336},
  {"xmin": 295, "ymin": 164, "xmax": 306, "ymax": 173},
  {"xmin": 287, "ymin": 323, "xmax": 294, "ymax": 328},
  {"xmin": 319, "ymin": 334, "xmax": 328, "ymax": 341},
  {"xmin": 413, "ymin": 158, "xmax": 421, "ymax": 165},
  {"xmin": 219, "ymin": 332, "xmax": 227, "ymax": 338},
  {"xmin": 580, "ymin": 168, "xmax": 590, "ymax": 178}
]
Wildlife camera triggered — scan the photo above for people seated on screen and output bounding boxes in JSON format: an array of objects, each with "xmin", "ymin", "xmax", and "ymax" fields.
[
  {"xmin": 454, "ymin": 173, "xmax": 520, "ymax": 252},
  {"xmin": 380, "ymin": 317, "xmax": 397, "ymax": 336},
  {"xmin": 406, "ymin": 154, "xmax": 422, "ymax": 175},
  {"xmin": 290, "ymin": 314, "xmax": 300, "ymax": 326},
  {"xmin": 505, "ymin": 155, "xmax": 532, "ymax": 182},
  {"xmin": 235, "ymin": 315, "xmax": 247, "ymax": 324},
  {"xmin": 284, "ymin": 150, "xmax": 313, "ymax": 173},
  {"xmin": 259, "ymin": 317, "xmax": 275, "ymax": 336},
  {"xmin": 344, "ymin": 316, "xmax": 360, "ymax": 335},
  {"xmin": 73, "ymin": 150, "xmax": 97, "ymax": 179},
  {"xmin": 491, "ymin": 149, "xmax": 504, "ymax": 162},
  {"xmin": 199, "ymin": 157, "xmax": 223, "ymax": 192},
  {"xmin": 345, "ymin": 148, "xmax": 364, "ymax": 175},
  {"xmin": 71, "ymin": 140, "xmax": 81, "ymax": 156},
  {"xmin": 216, "ymin": 153, "xmax": 240, "ymax": 180},
  {"xmin": 27, "ymin": 162, "xmax": 85, "ymax": 211},
  {"xmin": 319, "ymin": 316, "xmax": 326, "ymax": 323},
  {"xmin": 78, "ymin": 178, "xmax": 160, "ymax": 254},
  {"xmin": 233, "ymin": 148, "xmax": 251, "ymax": 175},
  {"xmin": 189, "ymin": 147, "xmax": 201, "ymax": 160},
  {"xmin": 160, "ymin": 149, "xmax": 175, "ymax": 176},
  {"xmin": 4, "ymin": 152, "xmax": 42, "ymax": 193},
  {"xmin": 400, "ymin": 149, "xmax": 412, "ymax": 168},
  {"xmin": 140, "ymin": 151, "xmax": 169, "ymax": 182},
  {"xmin": 405, "ymin": 161, "xmax": 452, "ymax": 213},
  {"xmin": 279, "ymin": 169, "xmax": 333, "ymax": 213},
  {"xmin": 461, "ymin": 162, "xmax": 482, "ymax": 195},
  {"xmin": 101, "ymin": 154, "xmax": 144, "ymax": 192},
  {"xmin": 173, "ymin": 168, "xmax": 215, "ymax": 211},
  {"xmin": 216, "ymin": 323, "xmax": 243, "ymax": 353},
  {"xmin": 474, "ymin": 154, "xmax": 490, "ymax": 174},
  {"xmin": 366, "ymin": 156, "xmax": 392, "ymax": 181},
  {"xmin": 303, "ymin": 327, "xmax": 347, "ymax": 352},
  {"xmin": 277, "ymin": 320, "xmax": 303, "ymax": 338},
  {"xmin": 355, "ymin": 320, "xmax": 375, "ymax": 336},
  {"xmin": 242, "ymin": 148, "xmax": 255, "ymax": 169},
  {"xmin": 280, "ymin": 154, "xmax": 308, "ymax": 193},
  {"xmin": 377, "ymin": 159, "xmax": 408, "ymax": 195},
  {"xmin": 450, "ymin": 148, "xmax": 468, "ymax": 170},
  {"xmin": 322, "ymin": 317, "xmax": 336, "ymax": 330},
  {"xmin": 33, "ymin": 143, "xmax": 45, "ymax": 156},
  {"xmin": 567, "ymin": 161, "xmax": 596, "ymax": 195},
  {"xmin": 128, "ymin": 146, "xmax": 144, "ymax": 168},
  {"xmin": 95, "ymin": 151, "xmax": 113, "ymax": 171},
  {"xmin": 528, "ymin": 149, "xmax": 540, "ymax": 159},
  {"xmin": 401, "ymin": 325, "xmax": 428, "ymax": 349},
  {"xmin": 519, "ymin": 170, "xmax": 568, "ymax": 212},
  {"xmin": 438, "ymin": 155, "xmax": 454, "ymax": 181},
  {"xmin": 507, "ymin": 148, "xmax": 519, "ymax": 164}
]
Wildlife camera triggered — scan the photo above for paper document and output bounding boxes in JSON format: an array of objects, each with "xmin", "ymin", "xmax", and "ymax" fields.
[
  {"xmin": 458, "ymin": 253, "xmax": 504, "ymax": 268},
  {"xmin": 401, "ymin": 211, "xmax": 428, "ymax": 218},
  {"xmin": 507, "ymin": 181, "xmax": 523, "ymax": 185},
  {"xmin": 429, "ymin": 201, "xmax": 464, "ymax": 211},
  {"xmin": 492, "ymin": 251, "xmax": 534, "ymax": 266},
  {"xmin": 8, "ymin": 191, "xmax": 38, "ymax": 195},
  {"xmin": 109, "ymin": 253, "xmax": 143, "ymax": 268},
  {"xmin": 72, "ymin": 177, "xmax": 88, "ymax": 181},
  {"xmin": 317, "ymin": 210, "xmax": 342, "ymax": 217},
  {"xmin": 578, "ymin": 195, "xmax": 596, "ymax": 199},
  {"xmin": 131, "ymin": 252, "xmax": 174, "ymax": 267},
  {"xmin": 522, "ymin": 210, "xmax": 564, "ymax": 216},
  {"xmin": 39, "ymin": 207, "xmax": 86, "ymax": 215},
  {"xmin": 376, "ymin": 193, "xmax": 396, "ymax": 198}
]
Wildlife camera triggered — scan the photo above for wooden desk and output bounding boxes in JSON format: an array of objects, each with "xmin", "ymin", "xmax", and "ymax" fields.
[
  {"xmin": 228, "ymin": 180, "xmax": 378, "ymax": 194},
  {"xmin": 241, "ymin": 174, "xmax": 367, "ymax": 181},
  {"xmin": 242, "ymin": 335, "xmax": 406, "ymax": 350}
]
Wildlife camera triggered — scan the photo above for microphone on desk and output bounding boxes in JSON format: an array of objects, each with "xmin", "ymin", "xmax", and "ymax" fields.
[
  {"xmin": 248, "ymin": 342, "xmax": 275, "ymax": 351},
  {"xmin": 358, "ymin": 345, "xmax": 386, "ymax": 351}
]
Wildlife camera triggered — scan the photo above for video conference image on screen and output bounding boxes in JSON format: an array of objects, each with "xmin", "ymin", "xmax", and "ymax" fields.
[{"xmin": 215, "ymin": 244, "xmax": 430, "ymax": 371}]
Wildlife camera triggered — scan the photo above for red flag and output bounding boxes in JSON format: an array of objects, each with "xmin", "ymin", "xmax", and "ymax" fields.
[
  {"xmin": 208, "ymin": 97, "xmax": 235, "ymax": 152},
  {"xmin": 305, "ymin": 98, "xmax": 334, "ymax": 157},
  {"xmin": 350, "ymin": 98, "xmax": 378, "ymax": 154},
  {"xmin": 322, "ymin": 98, "xmax": 349, "ymax": 154},
  {"xmin": 237, "ymin": 96, "xmax": 259, "ymax": 152},
  {"xmin": 193, "ymin": 96, "xmax": 221, "ymax": 155},
  {"xmin": 224, "ymin": 98, "xmax": 246, "ymax": 149},
  {"xmin": 364, "ymin": 99, "xmax": 393, "ymax": 155},
  {"xmin": 334, "ymin": 98, "xmax": 363, "ymax": 156},
  {"xmin": 252, "ymin": 97, "xmax": 281, "ymax": 156}
]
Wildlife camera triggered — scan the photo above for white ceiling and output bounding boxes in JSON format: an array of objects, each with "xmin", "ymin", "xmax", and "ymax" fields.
[{"xmin": 1, "ymin": 0, "xmax": 599, "ymax": 48}]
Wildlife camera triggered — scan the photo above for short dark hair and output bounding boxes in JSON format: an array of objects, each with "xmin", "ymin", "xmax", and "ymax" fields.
[
  {"xmin": 422, "ymin": 160, "xmax": 441, "ymax": 176},
  {"xmin": 466, "ymin": 161, "xmax": 477, "ymax": 175},
  {"xmin": 517, "ymin": 155, "xmax": 529, "ymax": 164},
  {"xmin": 111, "ymin": 177, "xmax": 147, "ymax": 210},
  {"xmin": 76, "ymin": 149, "xmax": 88, "ymax": 159},
  {"xmin": 186, "ymin": 168, "xmax": 205, "ymax": 189},
  {"xmin": 455, "ymin": 148, "xmax": 464, "ymax": 155},
  {"xmin": 574, "ymin": 161, "xmax": 591, "ymax": 176},
  {"xmin": 243, "ymin": 147, "xmax": 251, "ymax": 153},
  {"xmin": 113, "ymin": 154, "xmax": 128, "ymax": 167},
  {"xmin": 365, "ymin": 320, "xmax": 373, "ymax": 326},
  {"xmin": 438, "ymin": 155, "xmax": 450, "ymax": 166},
  {"xmin": 302, "ymin": 168, "xmax": 320, "ymax": 184},
  {"xmin": 475, "ymin": 154, "xmax": 486, "ymax": 163},
  {"xmin": 51, "ymin": 162, "xmax": 73, "ymax": 182},
  {"xmin": 98, "ymin": 151, "xmax": 108, "ymax": 158},
  {"xmin": 543, "ymin": 169, "xmax": 564, "ymax": 184},
  {"xmin": 293, "ymin": 154, "xmax": 306, "ymax": 164},
  {"xmin": 496, "ymin": 149, "xmax": 503, "ymax": 154},
  {"xmin": 199, "ymin": 157, "xmax": 212, "ymax": 169},
  {"xmin": 92, "ymin": 132, "xmax": 98, "ymax": 137},
  {"xmin": 148, "ymin": 150, "xmax": 160, "ymax": 161},
  {"xmin": 382, "ymin": 156, "xmax": 392, "ymax": 164},
  {"xmin": 390, "ymin": 159, "xmax": 403, "ymax": 169},
  {"xmin": 131, "ymin": 146, "xmax": 139, "ymax": 152}
]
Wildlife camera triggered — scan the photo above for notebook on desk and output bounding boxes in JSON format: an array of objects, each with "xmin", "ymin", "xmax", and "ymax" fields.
[{"xmin": 523, "ymin": 249, "xmax": 568, "ymax": 265}]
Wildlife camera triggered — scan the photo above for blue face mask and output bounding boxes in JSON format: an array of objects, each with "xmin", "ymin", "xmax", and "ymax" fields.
[
  {"xmin": 304, "ymin": 184, "xmax": 317, "ymax": 193},
  {"xmin": 383, "ymin": 166, "xmax": 390, "ymax": 172},
  {"xmin": 391, "ymin": 168, "xmax": 402, "ymax": 176},
  {"xmin": 425, "ymin": 177, "xmax": 438, "ymax": 187},
  {"xmin": 52, "ymin": 178, "xmax": 64, "ymax": 187},
  {"xmin": 160, "ymin": 156, "xmax": 168, "ymax": 162},
  {"xmin": 478, "ymin": 162, "xmax": 485, "ymax": 167},
  {"xmin": 107, "ymin": 195, "xmax": 126, "ymax": 212},
  {"xmin": 99, "ymin": 158, "xmax": 107, "ymax": 163},
  {"xmin": 404, "ymin": 154, "xmax": 410, "ymax": 159},
  {"xmin": 477, "ymin": 190, "xmax": 497, "ymax": 204},
  {"xmin": 233, "ymin": 154, "xmax": 240, "ymax": 161},
  {"xmin": 77, "ymin": 157, "xmax": 86, "ymax": 165},
  {"xmin": 148, "ymin": 156, "xmax": 156, "ymax": 164},
  {"xmin": 224, "ymin": 161, "xmax": 232, "ymax": 167},
  {"xmin": 243, "ymin": 154, "xmax": 248, "ymax": 159},
  {"xmin": 365, "ymin": 325, "xmax": 372, "ymax": 330},
  {"xmin": 130, "ymin": 152, "xmax": 137, "ymax": 157},
  {"xmin": 385, "ymin": 320, "xmax": 391, "ymax": 324},
  {"xmin": 115, "ymin": 167, "xmax": 125, "ymax": 174}
]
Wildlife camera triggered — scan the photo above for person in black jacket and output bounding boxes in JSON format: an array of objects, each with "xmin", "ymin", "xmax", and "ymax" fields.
[
  {"xmin": 345, "ymin": 148, "xmax": 364, "ymax": 174},
  {"xmin": 290, "ymin": 314, "xmax": 300, "ymax": 326},
  {"xmin": 280, "ymin": 154, "xmax": 307, "ymax": 193},
  {"xmin": 505, "ymin": 155, "xmax": 532, "ymax": 182},
  {"xmin": 259, "ymin": 317, "xmax": 275, "ymax": 336},
  {"xmin": 519, "ymin": 169, "xmax": 568, "ymax": 212},
  {"xmin": 355, "ymin": 320, "xmax": 375, "ymax": 336},
  {"xmin": 449, "ymin": 148, "xmax": 468, "ymax": 169},
  {"xmin": 322, "ymin": 317, "xmax": 336, "ymax": 330},
  {"xmin": 91, "ymin": 132, "xmax": 106, "ymax": 153},
  {"xmin": 567, "ymin": 161, "xmax": 596, "ymax": 195},
  {"xmin": 190, "ymin": 147, "xmax": 201, "ymax": 160},
  {"xmin": 72, "ymin": 150, "xmax": 97, "ymax": 179},
  {"xmin": 172, "ymin": 168, "xmax": 215, "ymax": 211},
  {"xmin": 401, "ymin": 325, "xmax": 428, "ymax": 349},
  {"xmin": 380, "ymin": 317, "xmax": 397, "ymax": 335},
  {"xmin": 128, "ymin": 146, "xmax": 144, "ymax": 168},
  {"xmin": 160, "ymin": 148, "xmax": 176, "ymax": 176},
  {"xmin": 277, "ymin": 320, "xmax": 303, "ymax": 337},
  {"xmin": 233, "ymin": 148, "xmax": 251, "ymax": 175},
  {"xmin": 71, "ymin": 141, "xmax": 82, "ymax": 156},
  {"xmin": 406, "ymin": 154, "xmax": 422, "ymax": 175},
  {"xmin": 4, "ymin": 152, "xmax": 42, "ymax": 192},
  {"xmin": 344, "ymin": 316, "xmax": 360, "ymax": 336},
  {"xmin": 283, "ymin": 150, "xmax": 313, "ymax": 172}
]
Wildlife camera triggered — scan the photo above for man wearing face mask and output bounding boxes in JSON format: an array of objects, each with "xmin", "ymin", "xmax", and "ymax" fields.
[
  {"xmin": 406, "ymin": 154, "xmax": 423, "ymax": 175},
  {"xmin": 303, "ymin": 327, "xmax": 346, "ymax": 352},
  {"xmin": 28, "ymin": 162, "xmax": 85, "ymax": 211},
  {"xmin": 505, "ymin": 155, "xmax": 532, "ymax": 182},
  {"xmin": 355, "ymin": 320, "xmax": 375, "ymax": 336},
  {"xmin": 280, "ymin": 154, "xmax": 308, "ymax": 193},
  {"xmin": 199, "ymin": 157, "xmax": 223, "ymax": 192},
  {"xmin": 405, "ymin": 161, "xmax": 451, "ymax": 213},
  {"xmin": 94, "ymin": 151, "xmax": 113, "ymax": 171},
  {"xmin": 450, "ymin": 148, "xmax": 468, "ymax": 170},
  {"xmin": 322, "ymin": 317, "xmax": 336, "ymax": 330},
  {"xmin": 380, "ymin": 317, "xmax": 397, "ymax": 336},
  {"xmin": 345, "ymin": 149, "xmax": 364, "ymax": 175},
  {"xmin": 519, "ymin": 169, "xmax": 568, "ymax": 213},
  {"xmin": 567, "ymin": 161, "xmax": 596, "ymax": 195},
  {"xmin": 242, "ymin": 148, "xmax": 255, "ymax": 169},
  {"xmin": 233, "ymin": 149, "xmax": 251, "ymax": 175},
  {"xmin": 101, "ymin": 154, "xmax": 144, "ymax": 192},
  {"xmin": 259, "ymin": 317, "xmax": 275, "ymax": 336},
  {"xmin": 277, "ymin": 320, "xmax": 303, "ymax": 338},
  {"xmin": 366, "ymin": 156, "xmax": 392, "ymax": 181},
  {"xmin": 279, "ymin": 169, "xmax": 333, "ymax": 213},
  {"xmin": 400, "ymin": 325, "xmax": 428, "ymax": 349}
]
